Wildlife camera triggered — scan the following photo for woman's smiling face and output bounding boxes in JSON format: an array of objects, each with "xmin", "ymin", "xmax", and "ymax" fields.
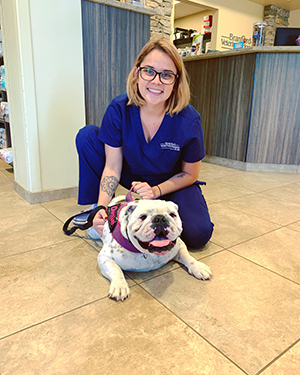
[{"xmin": 136, "ymin": 49, "xmax": 177, "ymax": 110}]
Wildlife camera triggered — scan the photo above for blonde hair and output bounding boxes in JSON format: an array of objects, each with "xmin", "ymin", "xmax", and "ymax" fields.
[{"xmin": 127, "ymin": 38, "xmax": 190, "ymax": 116}]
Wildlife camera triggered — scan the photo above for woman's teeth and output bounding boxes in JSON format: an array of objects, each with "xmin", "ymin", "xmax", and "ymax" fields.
[{"xmin": 148, "ymin": 88, "xmax": 162, "ymax": 94}]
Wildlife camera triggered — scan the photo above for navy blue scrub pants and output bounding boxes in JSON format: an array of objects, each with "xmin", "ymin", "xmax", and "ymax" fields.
[{"xmin": 76, "ymin": 125, "xmax": 214, "ymax": 249}]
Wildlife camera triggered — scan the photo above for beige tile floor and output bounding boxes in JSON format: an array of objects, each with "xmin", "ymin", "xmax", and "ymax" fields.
[{"xmin": 0, "ymin": 159, "xmax": 300, "ymax": 375}]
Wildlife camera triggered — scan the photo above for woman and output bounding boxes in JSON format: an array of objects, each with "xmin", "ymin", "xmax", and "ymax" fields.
[{"xmin": 75, "ymin": 38, "xmax": 214, "ymax": 248}]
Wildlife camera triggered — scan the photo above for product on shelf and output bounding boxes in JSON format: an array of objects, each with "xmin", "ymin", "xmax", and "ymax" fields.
[
  {"xmin": 0, "ymin": 101, "xmax": 9, "ymax": 121},
  {"xmin": 0, "ymin": 65, "xmax": 5, "ymax": 90},
  {"xmin": 0, "ymin": 127, "xmax": 7, "ymax": 148},
  {"xmin": 0, "ymin": 147, "xmax": 12, "ymax": 163},
  {"xmin": 191, "ymin": 34, "xmax": 203, "ymax": 55}
]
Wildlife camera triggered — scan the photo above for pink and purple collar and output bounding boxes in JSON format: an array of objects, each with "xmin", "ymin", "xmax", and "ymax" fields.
[{"xmin": 107, "ymin": 187, "xmax": 142, "ymax": 253}]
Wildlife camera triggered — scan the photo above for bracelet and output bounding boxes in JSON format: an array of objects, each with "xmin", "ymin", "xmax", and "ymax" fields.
[
  {"xmin": 157, "ymin": 185, "xmax": 162, "ymax": 197},
  {"xmin": 96, "ymin": 205, "xmax": 107, "ymax": 212}
]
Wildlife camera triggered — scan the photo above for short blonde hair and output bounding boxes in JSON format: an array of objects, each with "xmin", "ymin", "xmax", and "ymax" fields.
[{"xmin": 127, "ymin": 38, "xmax": 190, "ymax": 116}]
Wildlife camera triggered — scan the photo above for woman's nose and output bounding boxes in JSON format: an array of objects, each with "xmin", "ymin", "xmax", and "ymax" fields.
[{"xmin": 152, "ymin": 73, "xmax": 162, "ymax": 84}]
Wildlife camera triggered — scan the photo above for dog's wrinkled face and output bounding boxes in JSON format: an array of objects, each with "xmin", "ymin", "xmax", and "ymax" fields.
[{"xmin": 118, "ymin": 200, "xmax": 183, "ymax": 255}]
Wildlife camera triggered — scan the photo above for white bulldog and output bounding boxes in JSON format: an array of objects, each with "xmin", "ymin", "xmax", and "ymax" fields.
[{"xmin": 98, "ymin": 197, "xmax": 212, "ymax": 301}]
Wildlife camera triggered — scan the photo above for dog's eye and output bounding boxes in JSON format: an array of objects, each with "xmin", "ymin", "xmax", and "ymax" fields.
[
  {"xmin": 139, "ymin": 214, "xmax": 147, "ymax": 221},
  {"xmin": 170, "ymin": 212, "xmax": 177, "ymax": 218}
]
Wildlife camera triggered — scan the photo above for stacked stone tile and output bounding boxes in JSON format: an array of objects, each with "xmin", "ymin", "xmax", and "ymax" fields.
[
  {"xmin": 146, "ymin": 0, "xmax": 173, "ymax": 39},
  {"xmin": 263, "ymin": 4, "xmax": 290, "ymax": 46}
]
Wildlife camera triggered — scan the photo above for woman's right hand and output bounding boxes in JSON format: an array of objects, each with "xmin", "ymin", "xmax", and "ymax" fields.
[{"xmin": 92, "ymin": 209, "xmax": 107, "ymax": 237}]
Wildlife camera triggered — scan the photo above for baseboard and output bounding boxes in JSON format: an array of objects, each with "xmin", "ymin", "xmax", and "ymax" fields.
[
  {"xmin": 203, "ymin": 156, "xmax": 300, "ymax": 173},
  {"xmin": 14, "ymin": 181, "xmax": 78, "ymax": 204}
]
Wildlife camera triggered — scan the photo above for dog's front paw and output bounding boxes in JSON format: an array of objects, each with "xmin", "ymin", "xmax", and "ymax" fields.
[
  {"xmin": 188, "ymin": 261, "xmax": 212, "ymax": 280},
  {"xmin": 108, "ymin": 279, "xmax": 131, "ymax": 301}
]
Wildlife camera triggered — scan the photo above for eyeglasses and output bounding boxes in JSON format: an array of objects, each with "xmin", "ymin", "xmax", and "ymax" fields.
[{"xmin": 138, "ymin": 67, "xmax": 179, "ymax": 85}]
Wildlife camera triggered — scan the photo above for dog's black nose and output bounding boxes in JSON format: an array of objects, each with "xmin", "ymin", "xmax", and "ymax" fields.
[
  {"xmin": 152, "ymin": 215, "xmax": 169, "ymax": 237},
  {"xmin": 153, "ymin": 214, "xmax": 167, "ymax": 224}
]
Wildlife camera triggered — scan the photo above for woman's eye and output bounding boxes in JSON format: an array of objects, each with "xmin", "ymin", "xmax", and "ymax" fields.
[
  {"xmin": 145, "ymin": 68, "xmax": 154, "ymax": 76},
  {"xmin": 162, "ymin": 72, "xmax": 172, "ymax": 79},
  {"xmin": 139, "ymin": 214, "xmax": 147, "ymax": 221}
]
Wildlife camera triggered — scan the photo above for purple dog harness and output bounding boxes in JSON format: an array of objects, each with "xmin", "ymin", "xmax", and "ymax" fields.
[{"xmin": 107, "ymin": 187, "xmax": 142, "ymax": 253}]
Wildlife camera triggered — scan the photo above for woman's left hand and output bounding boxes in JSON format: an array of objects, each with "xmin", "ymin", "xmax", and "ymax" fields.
[{"xmin": 132, "ymin": 181, "xmax": 156, "ymax": 200}]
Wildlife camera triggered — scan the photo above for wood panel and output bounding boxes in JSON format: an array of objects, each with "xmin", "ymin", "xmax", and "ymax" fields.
[
  {"xmin": 81, "ymin": 0, "xmax": 150, "ymax": 126},
  {"xmin": 247, "ymin": 53, "xmax": 300, "ymax": 165},
  {"xmin": 185, "ymin": 54, "xmax": 256, "ymax": 162}
]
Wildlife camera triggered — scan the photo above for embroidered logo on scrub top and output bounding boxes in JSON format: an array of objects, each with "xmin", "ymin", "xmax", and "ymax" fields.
[{"xmin": 160, "ymin": 142, "xmax": 180, "ymax": 151}]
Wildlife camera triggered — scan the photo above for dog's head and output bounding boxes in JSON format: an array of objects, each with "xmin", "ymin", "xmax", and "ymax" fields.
[{"xmin": 118, "ymin": 199, "xmax": 183, "ymax": 255}]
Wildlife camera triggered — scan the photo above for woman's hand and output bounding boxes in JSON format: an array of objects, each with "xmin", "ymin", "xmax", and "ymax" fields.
[
  {"xmin": 92, "ymin": 208, "xmax": 107, "ymax": 237},
  {"xmin": 132, "ymin": 181, "xmax": 158, "ymax": 200}
]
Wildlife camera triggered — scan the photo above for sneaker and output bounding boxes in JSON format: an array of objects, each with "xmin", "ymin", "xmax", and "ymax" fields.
[
  {"xmin": 87, "ymin": 227, "xmax": 102, "ymax": 240},
  {"xmin": 72, "ymin": 203, "xmax": 97, "ymax": 226}
]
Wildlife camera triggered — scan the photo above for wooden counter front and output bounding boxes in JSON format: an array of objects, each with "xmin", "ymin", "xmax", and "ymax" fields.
[{"xmin": 184, "ymin": 47, "xmax": 300, "ymax": 172}]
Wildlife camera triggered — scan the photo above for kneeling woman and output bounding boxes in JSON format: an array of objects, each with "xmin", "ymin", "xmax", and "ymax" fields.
[{"xmin": 75, "ymin": 38, "xmax": 214, "ymax": 249}]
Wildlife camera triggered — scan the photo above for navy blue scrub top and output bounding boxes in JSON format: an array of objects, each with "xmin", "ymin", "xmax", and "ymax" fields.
[{"xmin": 98, "ymin": 94, "xmax": 205, "ymax": 187}]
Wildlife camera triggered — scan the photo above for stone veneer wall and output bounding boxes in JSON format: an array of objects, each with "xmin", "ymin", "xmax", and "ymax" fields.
[
  {"xmin": 263, "ymin": 4, "xmax": 290, "ymax": 46},
  {"xmin": 146, "ymin": 0, "xmax": 173, "ymax": 39}
]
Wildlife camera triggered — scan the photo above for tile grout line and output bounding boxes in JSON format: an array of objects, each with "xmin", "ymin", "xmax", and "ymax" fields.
[
  {"xmin": 226, "ymin": 248, "xmax": 300, "ymax": 286},
  {"xmin": 255, "ymin": 337, "xmax": 300, "ymax": 375},
  {"xmin": 0, "ymin": 237, "xmax": 81, "ymax": 261},
  {"xmin": 136, "ymin": 284, "xmax": 249, "ymax": 375},
  {"xmin": 208, "ymin": 225, "xmax": 286, "ymax": 253},
  {"xmin": 0, "ymin": 295, "xmax": 110, "ymax": 342}
]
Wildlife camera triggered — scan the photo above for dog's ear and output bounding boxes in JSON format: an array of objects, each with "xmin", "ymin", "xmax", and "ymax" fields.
[
  {"xmin": 119, "ymin": 201, "xmax": 139, "ymax": 238},
  {"xmin": 170, "ymin": 201, "xmax": 179, "ymax": 212}
]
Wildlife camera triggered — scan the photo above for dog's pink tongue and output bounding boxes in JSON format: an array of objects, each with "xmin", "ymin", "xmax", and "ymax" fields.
[{"xmin": 150, "ymin": 239, "xmax": 170, "ymax": 247}]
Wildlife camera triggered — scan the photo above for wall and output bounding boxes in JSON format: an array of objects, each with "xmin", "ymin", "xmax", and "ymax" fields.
[
  {"xmin": 289, "ymin": 9, "xmax": 300, "ymax": 26},
  {"xmin": 174, "ymin": 9, "xmax": 218, "ymax": 49},
  {"xmin": 263, "ymin": 5, "xmax": 290, "ymax": 46},
  {"xmin": 0, "ymin": 0, "xmax": 86, "ymax": 201},
  {"xmin": 175, "ymin": 10, "xmax": 216, "ymax": 32},
  {"xmin": 147, "ymin": 0, "xmax": 173, "ymax": 38},
  {"xmin": 173, "ymin": 0, "xmax": 264, "ymax": 50}
]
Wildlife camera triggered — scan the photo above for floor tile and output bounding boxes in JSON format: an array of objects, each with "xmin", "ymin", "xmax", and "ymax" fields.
[
  {"xmin": 229, "ymin": 227, "xmax": 300, "ymax": 284},
  {"xmin": 42, "ymin": 196, "xmax": 91, "ymax": 223},
  {"xmin": 263, "ymin": 182, "xmax": 300, "ymax": 204},
  {"xmin": 209, "ymin": 203, "xmax": 279, "ymax": 248},
  {"xmin": 0, "ymin": 205, "xmax": 74, "ymax": 258},
  {"xmin": 140, "ymin": 251, "xmax": 300, "ymax": 375},
  {"xmin": 199, "ymin": 162, "xmax": 244, "ymax": 181},
  {"xmin": 0, "ymin": 286, "xmax": 245, "ymax": 375},
  {"xmin": 1, "ymin": 161, "xmax": 300, "ymax": 375},
  {"xmin": 221, "ymin": 192, "xmax": 300, "ymax": 226},
  {"xmin": 0, "ymin": 170, "xmax": 14, "ymax": 192},
  {"xmin": 0, "ymin": 238, "xmax": 134, "ymax": 338},
  {"xmin": 260, "ymin": 341, "xmax": 300, "ymax": 375},
  {"xmin": 202, "ymin": 180, "xmax": 255, "ymax": 203},
  {"xmin": 215, "ymin": 172, "xmax": 299, "ymax": 192},
  {"xmin": 288, "ymin": 221, "xmax": 300, "ymax": 232},
  {"xmin": 0, "ymin": 163, "xmax": 14, "ymax": 180},
  {"xmin": 0, "ymin": 190, "xmax": 37, "ymax": 219},
  {"xmin": 125, "ymin": 241, "xmax": 223, "ymax": 284}
]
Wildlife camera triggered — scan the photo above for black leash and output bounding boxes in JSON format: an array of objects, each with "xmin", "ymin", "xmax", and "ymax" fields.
[{"xmin": 63, "ymin": 205, "xmax": 106, "ymax": 236}]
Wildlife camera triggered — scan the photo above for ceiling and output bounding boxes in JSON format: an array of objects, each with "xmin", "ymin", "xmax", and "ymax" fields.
[
  {"xmin": 174, "ymin": 0, "xmax": 300, "ymax": 20},
  {"xmin": 174, "ymin": 0, "xmax": 216, "ymax": 20},
  {"xmin": 248, "ymin": 0, "xmax": 300, "ymax": 11}
]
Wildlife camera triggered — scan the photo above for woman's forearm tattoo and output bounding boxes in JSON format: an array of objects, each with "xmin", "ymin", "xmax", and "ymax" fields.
[
  {"xmin": 177, "ymin": 173, "xmax": 186, "ymax": 178},
  {"xmin": 101, "ymin": 176, "xmax": 119, "ymax": 197}
]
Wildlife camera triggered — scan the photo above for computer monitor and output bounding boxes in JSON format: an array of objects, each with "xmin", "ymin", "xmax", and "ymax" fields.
[{"xmin": 274, "ymin": 27, "xmax": 300, "ymax": 46}]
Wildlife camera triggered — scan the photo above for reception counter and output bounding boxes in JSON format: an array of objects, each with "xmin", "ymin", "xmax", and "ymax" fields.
[{"xmin": 184, "ymin": 47, "xmax": 300, "ymax": 172}]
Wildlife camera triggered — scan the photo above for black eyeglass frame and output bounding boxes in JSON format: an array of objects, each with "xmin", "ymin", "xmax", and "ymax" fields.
[{"xmin": 138, "ymin": 67, "xmax": 179, "ymax": 85}]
